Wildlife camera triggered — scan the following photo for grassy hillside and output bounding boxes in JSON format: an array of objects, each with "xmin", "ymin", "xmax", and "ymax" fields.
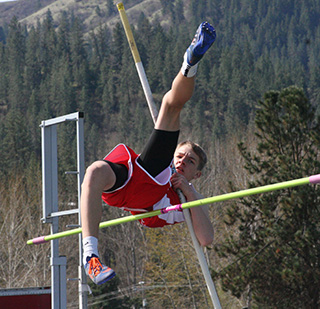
[
  {"xmin": 0, "ymin": 0, "xmax": 167, "ymax": 34},
  {"xmin": 0, "ymin": 0, "xmax": 55, "ymax": 25}
]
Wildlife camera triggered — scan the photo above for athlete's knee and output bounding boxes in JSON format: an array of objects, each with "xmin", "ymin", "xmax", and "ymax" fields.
[
  {"xmin": 162, "ymin": 91, "xmax": 185, "ymax": 111},
  {"xmin": 82, "ymin": 161, "xmax": 115, "ymax": 190}
]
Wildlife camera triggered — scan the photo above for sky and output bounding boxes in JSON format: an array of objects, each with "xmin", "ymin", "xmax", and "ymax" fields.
[{"xmin": 0, "ymin": 0, "xmax": 18, "ymax": 2}]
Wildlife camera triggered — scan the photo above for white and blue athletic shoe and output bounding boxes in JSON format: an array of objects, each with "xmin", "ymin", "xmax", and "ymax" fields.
[
  {"xmin": 84, "ymin": 254, "xmax": 116, "ymax": 285},
  {"xmin": 186, "ymin": 22, "xmax": 216, "ymax": 66}
]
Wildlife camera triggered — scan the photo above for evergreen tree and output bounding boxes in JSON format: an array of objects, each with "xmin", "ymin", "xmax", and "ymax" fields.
[
  {"xmin": 307, "ymin": 49, "xmax": 320, "ymax": 112},
  {"xmin": 56, "ymin": 11, "xmax": 71, "ymax": 58},
  {"xmin": 97, "ymin": 56, "xmax": 111, "ymax": 100},
  {"xmin": 70, "ymin": 16, "xmax": 89, "ymax": 88},
  {"xmin": 145, "ymin": 23, "xmax": 167, "ymax": 91},
  {"xmin": 105, "ymin": 0, "xmax": 116, "ymax": 17},
  {"xmin": 110, "ymin": 23, "xmax": 124, "ymax": 73},
  {"xmin": 49, "ymin": 56, "xmax": 76, "ymax": 115},
  {"xmin": 27, "ymin": 89, "xmax": 41, "ymax": 156},
  {"xmin": 0, "ymin": 41, "xmax": 8, "ymax": 103},
  {"xmin": 6, "ymin": 16, "xmax": 26, "ymax": 111},
  {"xmin": 25, "ymin": 26, "xmax": 41, "ymax": 94},
  {"xmin": 0, "ymin": 25, "xmax": 6, "ymax": 43},
  {"xmin": 173, "ymin": 0, "xmax": 185, "ymax": 23},
  {"xmin": 136, "ymin": 12, "xmax": 151, "ymax": 68},
  {"xmin": 102, "ymin": 75, "xmax": 118, "ymax": 115},
  {"xmin": 89, "ymin": 25, "xmax": 109, "ymax": 72},
  {"xmin": 0, "ymin": 109, "xmax": 32, "ymax": 173},
  {"xmin": 215, "ymin": 86, "xmax": 320, "ymax": 307},
  {"xmin": 39, "ymin": 10, "xmax": 57, "ymax": 78}
]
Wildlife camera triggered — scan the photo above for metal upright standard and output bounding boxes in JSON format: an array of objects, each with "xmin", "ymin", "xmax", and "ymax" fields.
[{"xmin": 40, "ymin": 111, "xmax": 87, "ymax": 309}]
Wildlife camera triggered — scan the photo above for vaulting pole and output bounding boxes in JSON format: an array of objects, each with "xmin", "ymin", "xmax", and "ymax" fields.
[{"xmin": 116, "ymin": 2, "xmax": 158, "ymax": 123}]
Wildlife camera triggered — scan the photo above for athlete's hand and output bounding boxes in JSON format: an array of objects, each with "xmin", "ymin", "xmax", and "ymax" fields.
[{"xmin": 170, "ymin": 173, "xmax": 196, "ymax": 201}]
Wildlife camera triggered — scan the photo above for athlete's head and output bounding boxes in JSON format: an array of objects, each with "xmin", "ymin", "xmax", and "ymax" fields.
[{"xmin": 174, "ymin": 141, "xmax": 207, "ymax": 181}]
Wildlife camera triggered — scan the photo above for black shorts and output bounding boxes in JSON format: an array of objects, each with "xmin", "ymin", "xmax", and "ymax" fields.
[{"xmin": 104, "ymin": 129, "xmax": 179, "ymax": 191}]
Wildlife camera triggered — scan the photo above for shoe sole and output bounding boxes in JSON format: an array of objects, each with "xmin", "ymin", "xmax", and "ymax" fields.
[
  {"xmin": 194, "ymin": 22, "xmax": 216, "ymax": 53},
  {"xmin": 187, "ymin": 22, "xmax": 216, "ymax": 65},
  {"xmin": 97, "ymin": 271, "xmax": 116, "ymax": 285}
]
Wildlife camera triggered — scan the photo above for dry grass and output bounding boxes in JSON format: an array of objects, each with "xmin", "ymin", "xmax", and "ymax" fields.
[{"xmin": 18, "ymin": 0, "xmax": 165, "ymax": 35}]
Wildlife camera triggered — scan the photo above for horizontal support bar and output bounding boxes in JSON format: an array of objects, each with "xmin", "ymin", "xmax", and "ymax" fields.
[
  {"xmin": 48, "ymin": 209, "xmax": 79, "ymax": 218},
  {"xmin": 40, "ymin": 112, "xmax": 84, "ymax": 127},
  {"xmin": 27, "ymin": 174, "xmax": 320, "ymax": 245}
]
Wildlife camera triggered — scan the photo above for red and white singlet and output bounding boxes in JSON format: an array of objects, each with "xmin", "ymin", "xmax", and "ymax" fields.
[{"xmin": 101, "ymin": 144, "xmax": 185, "ymax": 228}]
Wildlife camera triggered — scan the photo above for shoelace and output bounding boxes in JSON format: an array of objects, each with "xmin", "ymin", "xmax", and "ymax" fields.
[{"xmin": 88, "ymin": 257, "xmax": 102, "ymax": 276}]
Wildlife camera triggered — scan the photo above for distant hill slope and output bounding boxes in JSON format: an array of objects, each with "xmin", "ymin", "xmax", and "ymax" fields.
[
  {"xmin": 0, "ymin": 0, "xmax": 56, "ymax": 25},
  {"xmin": 0, "ymin": 0, "xmax": 167, "ymax": 34}
]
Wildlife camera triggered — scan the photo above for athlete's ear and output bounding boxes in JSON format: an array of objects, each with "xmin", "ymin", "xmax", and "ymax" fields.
[{"xmin": 193, "ymin": 170, "xmax": 201, "ymax": 180}]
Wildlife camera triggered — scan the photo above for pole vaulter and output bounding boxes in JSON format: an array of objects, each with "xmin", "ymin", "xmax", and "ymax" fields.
[{"xmin": 116, "ymin": 3, "xmax": 221, "ymax": 307}]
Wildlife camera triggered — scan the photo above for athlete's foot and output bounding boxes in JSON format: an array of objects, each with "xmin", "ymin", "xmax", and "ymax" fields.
[
  {"xmin": 186, "ymin": 21, "xmax": 216, "ymax": 66},
  {"xmin": 84, "ymin": 254, "xmax": 116, "ymax": 285}
]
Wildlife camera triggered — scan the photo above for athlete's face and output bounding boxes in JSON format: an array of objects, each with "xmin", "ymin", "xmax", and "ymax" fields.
[{"xmin": 173, "ymin": 144, "xmax": 201, "ymax": 182}]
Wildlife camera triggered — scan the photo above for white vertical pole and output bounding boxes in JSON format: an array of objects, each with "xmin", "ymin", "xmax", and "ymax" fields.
[
  {"xmin": 182, "ymin": 208, "xmax": 222, "ymax": 309},
  {"xmin": 77, "ymin": 113, "xmax": 88, "ymax": 309},
  {"xmin": 117, "ymin": 2, "xmax": 158, "ymax": 124}
]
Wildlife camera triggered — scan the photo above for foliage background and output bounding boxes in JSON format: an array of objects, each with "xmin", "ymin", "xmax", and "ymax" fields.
[{"xmin": 0, "ymin": 0, "xmax": 320, "ymax": 307}]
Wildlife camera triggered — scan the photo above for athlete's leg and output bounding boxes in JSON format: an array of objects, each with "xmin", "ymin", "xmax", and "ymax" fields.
[
  {"xmin": 155, "ymin": 73, "xmax": 195, "ymax": 132},
  {"xmin": 80, "ymin": 161, "xmax": 118, "ymax": 284},
  {"xmin": 81, "ymin": 161, "xmax": 116, "ymax": 239},
  {"xmin": 139, "ymin": 22, "xmax": 216, "ymax": 175},
  {"xmin": 155, "ymin": 22, "xmax": 216, "ymax": 132}
]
